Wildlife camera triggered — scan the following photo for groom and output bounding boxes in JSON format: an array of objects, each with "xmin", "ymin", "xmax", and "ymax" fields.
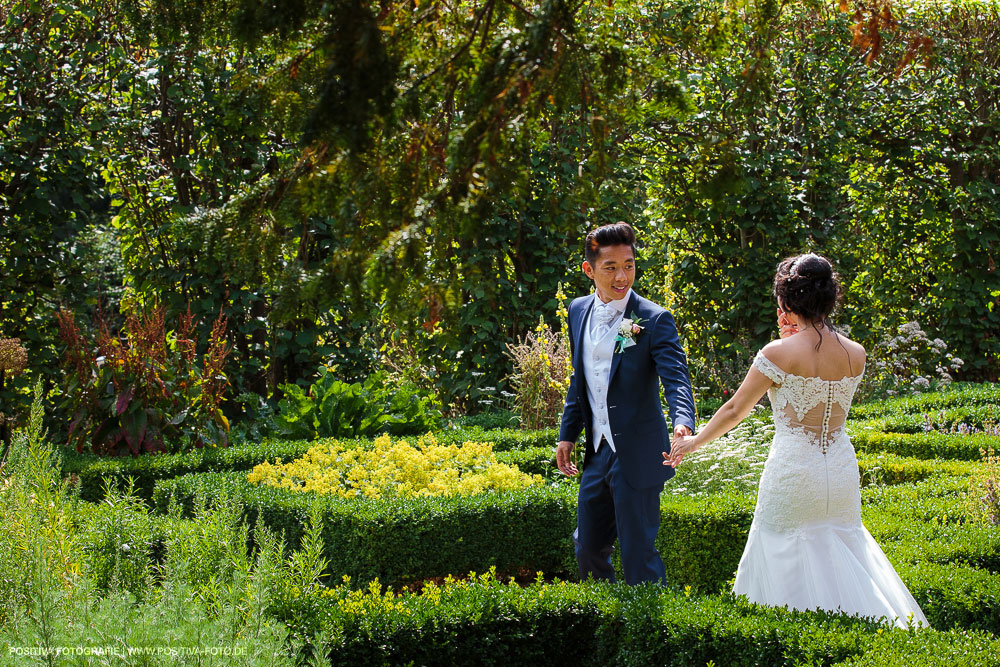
[{"xmin": 555, "ymin": 222, "xmax": 696, "ymax": 585}]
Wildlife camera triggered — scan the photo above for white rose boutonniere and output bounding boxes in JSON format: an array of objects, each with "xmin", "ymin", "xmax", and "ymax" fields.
[{"xmin": 615, "ymin": 313, "xmax": 644, "ymax": 353}]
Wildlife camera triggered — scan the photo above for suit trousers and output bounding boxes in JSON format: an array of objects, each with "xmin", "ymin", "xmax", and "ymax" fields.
[{"xmin": 573, "ymin": 440, "xmax": 667, "ymax": 585}]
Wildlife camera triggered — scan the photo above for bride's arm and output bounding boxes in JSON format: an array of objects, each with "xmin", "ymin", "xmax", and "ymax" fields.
[{"xmin": 663, "ymin": 365, "xmax": 773, "ymax": 466}]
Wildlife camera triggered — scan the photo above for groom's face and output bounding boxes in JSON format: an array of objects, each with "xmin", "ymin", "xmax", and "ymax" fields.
[{"xmin": 583, "ymin": 243, "xmax": 635, "ymax": 303}]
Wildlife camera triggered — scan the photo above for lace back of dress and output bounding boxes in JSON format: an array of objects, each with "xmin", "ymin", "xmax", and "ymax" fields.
[
  {"xmin": 777, "ymin": 388, "xmax": 849, "ymax": 455},
  {"xmin": 754, "ymin": 351, "xmax": 861, "ymax": 455}
]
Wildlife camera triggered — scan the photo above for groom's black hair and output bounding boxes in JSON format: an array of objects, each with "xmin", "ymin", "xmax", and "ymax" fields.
[{"xmin": 585, "ymin": 222, "xmax": 636, "ymax": 265}]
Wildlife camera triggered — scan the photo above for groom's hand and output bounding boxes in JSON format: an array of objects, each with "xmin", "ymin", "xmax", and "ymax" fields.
[
  {"xmin": 555, "ymin": 440, "xmax": 579, "ymax": 476},
  {"xmin": 668, "ymin": 425, "xmax": 693, "ymax": 466}
]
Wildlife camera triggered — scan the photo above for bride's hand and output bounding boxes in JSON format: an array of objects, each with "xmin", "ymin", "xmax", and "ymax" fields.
[
  {"xmin": 777, "ymin": 308, "xmax": 799, "ymax": 339},
  {"xmin": 663, "ymin": 435, "xmax": 698, "ymax": 468}
]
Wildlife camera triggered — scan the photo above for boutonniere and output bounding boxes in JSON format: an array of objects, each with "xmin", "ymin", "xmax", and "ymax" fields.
[{"xmin": 615, "ymin": 313, "xmax": 644, "ymax": 353}]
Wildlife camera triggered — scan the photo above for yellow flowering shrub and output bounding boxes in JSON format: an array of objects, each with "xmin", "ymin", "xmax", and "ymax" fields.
[{"xmin": 246, "ymin": 433, "xmax": 543, "ymax": 498}]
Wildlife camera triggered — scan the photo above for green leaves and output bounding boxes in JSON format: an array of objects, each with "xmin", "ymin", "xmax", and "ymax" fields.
[{"xmin": 275, "ymin": 367, "xmax": 442, "ymax": 440}]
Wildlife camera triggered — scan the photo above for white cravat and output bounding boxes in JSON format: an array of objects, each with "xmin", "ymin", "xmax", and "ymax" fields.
[{"xmin": 592, "ymin": 302, "xmax": 619, "ymax": 337}]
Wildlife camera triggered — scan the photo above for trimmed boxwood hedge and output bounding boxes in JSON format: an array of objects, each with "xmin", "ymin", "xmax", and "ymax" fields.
[
  {"xmin": 850, "ymin": 406, "xmax": 998, "ymax": 435},
  {"xmin": 657, "ymin": 490, "xmax": 754, "ymax": 592},
  {"xmin": 856, "ymin": 451, "xmax": 981, "ymax": 483},
  {"xmin": 117, "ymin": 409, "xmax": 997, "ymax": 637},
  {"xmin": 152, "ymin": 469, "xmax": 757, "ymax": 593},
  {"xmin": 62, "ymin": 427, "xmax": 561, "ymax": 502},
  {"xmin": 273, "ymin": 577, "xmax": 1000, "ymax": 666},
  {"xmin": 894, "ymin": 561, "xmax": 1000, "ymax": 635},
  {"xmin": 849, "ymin": 383, "xmax": 1000, "ymax": 421},
  {"xmin": 849, "ymin": 428, "xmax": 995, "ymax": 461},
  {"xmin": 153, "ymin": 472, "xmax": 580, "ymax": 587}
]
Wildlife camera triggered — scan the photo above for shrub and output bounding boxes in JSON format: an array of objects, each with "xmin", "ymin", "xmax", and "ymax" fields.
[
  {"xmin": 970, "ymin": 447, "xmax": 1000, "ymax": 526},
  {"xmin": 850, "ymin": 383, "xmax": 1000, "ymax": 421},
  {"xmin": 851, "ymin": 405, "xmax": 999, "ymax": 435},
  {"xmin": 62, "ymin": 427, "xmax": 562, "ymax": 503},
  {"xmin": 153, "ymin": 472, "xmax": 578, "ymax": 588},
  {"xmin": 447, "ymin": 409, "xmax": 520, "ymax": 430},
  {"xmin": 78, "ymin": 480, "xmax": 156, "ymax": 598},
  {"xmin": 495, "ymin": 446, "xmax": 562, "ymax": 481},
  {"xmin": 857, "ymin": 321, "xmax": 964, "ymax": 401},
  {"xmin": 246, "ymin": 434, "xmax": 544, "ymax": 498},
  {"xmin": 894, "ymin": 561, "xmax": 1000, "ymax": 635},
  {"xmin": 666, "ymin": 411, "xmax": 772, "ymax": 497},
  {"xmin": 505, "ymin": 317, "xmax": 572, "ymax": 430},
  {"xmin": 849, "ymin": 427, "xmax": 992, "ymax": 461},
  {"xmin": 56, "ymin": 305, "xmax": 231, "ymax": 456},
  {"xmin": 269, "ymin": 573, "xmax": 1000, "ymax": 667},
  {"xmin": 275, "ymin": 367, "xmax": 441, "ymax": 439},
  {"xmin": 856, "ymin": 452, "xmax": 979, "ymax": 486},
  {"xmin": 863, "ymin": 478, "xmax": 1000, "ymax": 573},
  {"xmin": 658, "ymin": 490, "xmax": 755, "ymax": 592},
  {"xmin": 0, "ymin": 336, "xmax": 28, "ymax": 453}
]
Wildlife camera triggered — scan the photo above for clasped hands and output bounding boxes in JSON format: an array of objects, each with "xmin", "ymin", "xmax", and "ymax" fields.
[{"xmin": 556, "ymin": 425, "xmax": 692, "ymax": 476}]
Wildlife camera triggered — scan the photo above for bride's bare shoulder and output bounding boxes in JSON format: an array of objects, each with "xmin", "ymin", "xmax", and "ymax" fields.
[
  {"xmin": 835, "ymin": 334, "xmax": 867, "ymax": 365},
  {"xmin": 759, "ymin": 338, "xmax": 797, "ymax": 367}
]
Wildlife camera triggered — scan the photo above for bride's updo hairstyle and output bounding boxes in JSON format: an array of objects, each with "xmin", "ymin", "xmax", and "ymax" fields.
[{"xmin": 773, "ymin": 253, "xmax": 842, "ymax": 349}]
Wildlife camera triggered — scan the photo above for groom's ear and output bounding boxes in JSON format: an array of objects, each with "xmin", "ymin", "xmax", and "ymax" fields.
[{"xmin": 582, "ymin": 260, "xmax": 594, "ymax": 280}]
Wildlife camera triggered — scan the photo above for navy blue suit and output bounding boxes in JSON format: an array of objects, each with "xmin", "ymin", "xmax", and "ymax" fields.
[{"xmin": 558, "ymin": 291, "xmax": 696, "ymax": 584}]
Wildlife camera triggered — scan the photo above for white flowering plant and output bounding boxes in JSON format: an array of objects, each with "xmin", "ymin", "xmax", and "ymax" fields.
[{"xmin": 857, "ymin": 321, "xmax": 964, "ymax": 401}]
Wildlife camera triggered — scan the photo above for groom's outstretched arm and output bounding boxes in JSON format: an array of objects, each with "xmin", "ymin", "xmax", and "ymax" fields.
[
  {"xmin": 556, "ymin": 310, "xmax": 585, "ymax": 476},
  {"xmin": 650, "ymin": 310, "xmax": 696, "ymax": 434},
  {"xmin": 558, "ymin": 313, "xmax": 584, "ymax": 446}
]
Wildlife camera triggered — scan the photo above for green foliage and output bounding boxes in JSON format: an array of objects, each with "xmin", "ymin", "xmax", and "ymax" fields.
[
  {"xmin": 667, "ymin": 410, "xmax": 772, "ymax": 497},
  {"xmin": 640, "ymin": 1, "xmax": 1000, "ymax": 394},
  {"xmin": 851, "ymin": 382, "xmax": 1000, "ymax": 420},
  {"xmin": 858, "ymin": 321, "xmax": 966, "ymax": 400},
  {"xmin": 78, "ymin": 479, "xmax": 156, "ymax": 598},
  {"xmin": 854, "ymin": 406, "xmax": 1000, "ymax": 436},
  {"xmin": 0, "ymin": 0, "xmax": 130, "ymax": 421},
  {"xmin": 152, "ymin": 472, "xmax": 578, "ymax": 589},
  {"xmin": 969, "ymin": 447, "xmax": 1000, "ymax": 527},
  {"xmin": 270, "ymin": 573, "xmax": 1000, "ymax": 667},
  {"xmin": 894, "ymin": 561, "xmax": 1000, "ymax": 636},
  {"xmin": 856, "ymin": 452, "xmax": 981, "ymax": 486},
  {"xmin": 449, "ymin": 409, "xmax": 521, "ymax": 430},
  {"xmin": 658, "ymin": 490, "xmax": 755, "ymax": 593},
  {"xmin": 56, "ymin": 306, "xmax": 232, "ymax": 455},
  {"xmin": 61, "ymin": 426, "xmax": 560, "ymax": 502},
  {"xmin": 850, "ymin": 428, "xmax": 996, "ymax": 462},
  {"xmin": 505, "ymin": 319, "xmax": 573, "ymax": 429},
  {"xmin": 275, "ymin": 367, "xmax": 442, "ymax": 440}
]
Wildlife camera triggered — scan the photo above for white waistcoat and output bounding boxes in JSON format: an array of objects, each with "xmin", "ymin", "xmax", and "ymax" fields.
[{"xmin": 583, "ymin": 305, "xmax": 622, "ymax": 452}]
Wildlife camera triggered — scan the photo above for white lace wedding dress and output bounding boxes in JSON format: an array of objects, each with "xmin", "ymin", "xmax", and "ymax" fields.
[{"xmin": 732, "ymin": 351, "xmax": 928, "ymax": 629}]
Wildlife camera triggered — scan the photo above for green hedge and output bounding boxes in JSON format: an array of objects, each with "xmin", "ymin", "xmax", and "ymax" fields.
[
  {"xmin": 894, "ymin": 561, "xmax": 1000, "ymax": 635},
  {"xmin": 152, "ymin": 472, "xmax": 579, "ymax": 588},
  {"xmin": 272, "ymin": 577, "xmax": 1000, "ymax": 666},
  {"xmin": 856, "ymin": 452, "xmax": 981, "ymax": 484},
  {"xmin": 147, "ymin": 462, "xmax": 999, "ymax": 633},
  {"xmin": 849, "ymin": 427, "xmax": 995, "ymax": 461},
  {"xmin": 850, "ymin": 406, "xmax": 998, "ymax": 435},
  {"xmin": 62, "ymin": 427, "xmax": 561, "ymax": 502},
  {"xmin": 862, "ymin": 477, "xmax": 1000, "ymax": 572},
  {"xmin": 658, "ymin": 490, "xmax": 755, "ymax": 592},
  {"xmin": 152, "ymin": 468, "xmax": 753, "ymax": 593},
  {"xmin": 850, "ymin": 383, "xmax": 1000, "ymax": 421}
]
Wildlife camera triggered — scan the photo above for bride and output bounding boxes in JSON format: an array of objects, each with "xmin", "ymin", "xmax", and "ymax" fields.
[{"xmin": 664, "ymin": 253, "xmax": 928, "ymax": 629}]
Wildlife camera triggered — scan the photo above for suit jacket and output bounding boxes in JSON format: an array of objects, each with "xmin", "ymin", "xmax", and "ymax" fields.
[{"xmin": 558, "ymin": 291, "xmax": 696, "ymax": 488}]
